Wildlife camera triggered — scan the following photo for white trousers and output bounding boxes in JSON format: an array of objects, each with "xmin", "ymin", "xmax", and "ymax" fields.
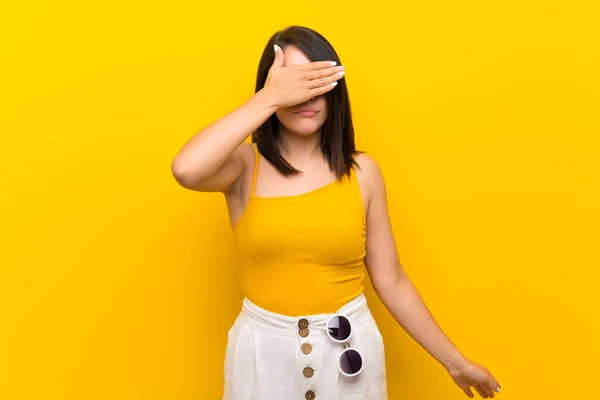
[{"xmin": 223, "ymin": 293, "xmax": 388, "ymax": 400}]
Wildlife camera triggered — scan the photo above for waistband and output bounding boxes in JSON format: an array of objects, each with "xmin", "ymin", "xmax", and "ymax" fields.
[{"xmin": 240, "ymin": 293, "xmax": 370, "ymax": 337}]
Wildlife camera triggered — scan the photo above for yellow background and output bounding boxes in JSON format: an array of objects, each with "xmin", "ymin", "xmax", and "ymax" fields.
[{"xmin": 1, "ymin": 1, "xmax": 599, "ymax": 399}]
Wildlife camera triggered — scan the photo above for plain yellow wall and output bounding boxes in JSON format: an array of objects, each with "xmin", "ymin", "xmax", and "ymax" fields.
[{"xmin": 1, "ymin": 1, "xmax": 599, "ymax": 399}]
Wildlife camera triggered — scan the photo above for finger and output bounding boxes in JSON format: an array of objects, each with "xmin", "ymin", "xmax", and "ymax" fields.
[
  {"xmin": 298, "ymin": 60, "xmax": 338, "ymax": 71},
  {"xmin": 486, "ymin": 374, "xmax": 501, "ymax": 393},
  {"xmin": 481, "ymin": 384, "xmax": 496, "ymax": 398},
  {"xmin": 462, "ymin": 387, "xmax": 475, "ymax": 398},
  {"xmin": 272, "ymin": 44, "xmax": 284, "ymax": 68},
  {"xmin": 308, "ymin": 80, "xmax": 338, "ymax": 97},
  {"xmin": 489, "ymin": 380, "xmax": 501, "ymax": 393},
  {"xmin": 473, "ymin": 384, "xmax": 488, "ymax": 398},
  {"xmin": 306, "ymin": 68, "xmax": 345, "ymax": 90},
  {"xmin": 305, "ymin": 65, "xmax": 345, "ymax": 83}
]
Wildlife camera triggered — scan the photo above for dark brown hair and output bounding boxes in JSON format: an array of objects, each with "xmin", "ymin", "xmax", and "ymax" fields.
[{"xmin": 252, "ymin": 25, "xmax": 362, "ymax": 182}]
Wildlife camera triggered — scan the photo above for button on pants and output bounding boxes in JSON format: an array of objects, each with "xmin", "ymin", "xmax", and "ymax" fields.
[{"xmin": 223, "ymin": 293, "xmax": 388, "ymax": 399}]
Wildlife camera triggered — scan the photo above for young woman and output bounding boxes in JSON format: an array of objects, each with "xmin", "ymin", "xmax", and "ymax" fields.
[{"xmin": 172, "ymin": 25, "xmax": 502, "ymax": 400}]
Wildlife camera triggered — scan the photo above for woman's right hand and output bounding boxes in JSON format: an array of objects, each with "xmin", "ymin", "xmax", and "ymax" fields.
[{"xmin": 262, "ymin": 44, "xmax": 346, "ymax": 109}]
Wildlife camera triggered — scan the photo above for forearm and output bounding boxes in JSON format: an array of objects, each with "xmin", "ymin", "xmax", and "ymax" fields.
[
  {"xmin": 374, "ymin": 275, "xmax": 468, "ymax": 371},
  {"xmin": 172, "ymin": 88, "xmax": 277, "ymax": 180}
]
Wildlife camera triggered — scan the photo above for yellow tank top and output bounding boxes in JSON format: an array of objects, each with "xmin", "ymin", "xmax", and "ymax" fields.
[{"xmin": 231, "ymin": 143, "xmax": 367, "ymax": 316}]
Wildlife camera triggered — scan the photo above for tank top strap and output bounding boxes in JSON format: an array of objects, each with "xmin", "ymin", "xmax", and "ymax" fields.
[
  {"xmin": 348, "ymin": 163, "xmax": 367, "ymax": 221},
  {"xmin": 250, "ymin": 142, "xmax": 260, "ymax": 196},
  {"xmin": 348, "ymin": 163, "xmax": 360, "ymax": 187}
]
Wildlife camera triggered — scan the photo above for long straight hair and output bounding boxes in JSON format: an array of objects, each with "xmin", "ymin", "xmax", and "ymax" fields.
[{"xmin": 252, "ymin": 25, "xmax": 361, "ymax": 182}]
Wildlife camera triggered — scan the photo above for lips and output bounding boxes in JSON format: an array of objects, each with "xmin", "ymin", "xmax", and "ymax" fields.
[
  {"xmin": 294, "ymin": 107, "xmax": 317, "ymax": 114},
  {"xmin": 294, "ymin": 107, "xmax": 318, "ymax": 117}
]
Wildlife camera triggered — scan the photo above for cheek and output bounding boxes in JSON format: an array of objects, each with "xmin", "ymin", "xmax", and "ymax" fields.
[
  {"xmin": 318, "ymin": 108, "xmax": 328, "ymax": 121},
  {"xmin": 275, "ymin": 109, "xmax": 294, "ymax": 125}
]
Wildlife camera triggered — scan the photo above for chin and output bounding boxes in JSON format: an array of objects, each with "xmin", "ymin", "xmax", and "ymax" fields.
[
  {"xmin": 280, "ymin": 120, "xmax": 326, "ymax": 136},
  {"xmin": 289, "ymin": 126, "xmax": 323, "ymax": 136}
]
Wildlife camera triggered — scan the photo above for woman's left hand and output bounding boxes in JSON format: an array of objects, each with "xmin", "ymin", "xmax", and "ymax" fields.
[{"xmin": 447, "ymin": 358, "xmax": 502, "ymax": 398}]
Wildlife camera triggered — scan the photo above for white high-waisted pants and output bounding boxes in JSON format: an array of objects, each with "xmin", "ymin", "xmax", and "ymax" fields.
[{"xmin": 223, "ymin": 293, "xmax": 388, "ymax": 399}]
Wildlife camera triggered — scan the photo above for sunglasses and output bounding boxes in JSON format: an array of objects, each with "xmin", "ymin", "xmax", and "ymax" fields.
[{"xmin": 325, "ymin": 314, "xmax": 363, "ymax": 377}]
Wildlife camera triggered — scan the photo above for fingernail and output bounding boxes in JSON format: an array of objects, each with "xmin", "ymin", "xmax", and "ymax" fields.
[
  {"xmin": 338, "ymin": 70, "xmax": 345, "ymax": 76},
  {"xmin": 274, "ymin": 44, "xmax": 279, "ymax": 52},
  {"xmin": 497, "ymin": 386, "xmax": 501, "ymax": 392},
  {"xmin": 330, "ymin": 61, "xmax": 337, "ymax": 66}
]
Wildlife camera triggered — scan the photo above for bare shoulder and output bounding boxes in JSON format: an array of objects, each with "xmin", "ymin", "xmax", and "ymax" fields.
[
  {"xmin": 355, "ymin": 152, "xmax": 382, "ymax": 177},
  {"xmin": 355, "ymin": 153, "xmax": 383, "ymax": 196},
  {"xmin": 355, "ymin": 153, "xmax": 386, "ymax": 214}
]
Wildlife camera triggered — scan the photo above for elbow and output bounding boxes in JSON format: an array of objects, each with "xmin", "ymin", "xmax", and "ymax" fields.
[
  {"xmin": 371, "ymin": 271, "xmax": 406, "ymax": 296},
  {"xmin": 171, "ymin": 157, "xmax": 206, "ymax": 189},
  {"xmin": 371, "ymin": 277, "xmax": 397, "ymax": 297},
  {"xmin": 171, "ymin": 158, "xmax": 188, "ymax": 186}
]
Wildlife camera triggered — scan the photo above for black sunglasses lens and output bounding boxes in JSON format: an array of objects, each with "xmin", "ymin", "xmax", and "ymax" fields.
[
  {"xmin": 328, "ymin": 316, "xmax": 352, "ymax": 341},
  {"xmin": 340, "ymin": 349, "xmax": 363, "ymax": 375}
]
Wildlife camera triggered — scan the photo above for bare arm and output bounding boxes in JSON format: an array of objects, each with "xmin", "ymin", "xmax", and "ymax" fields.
[
  {"xmin": 361, "ymin": 154, "xmax": 467, "ymax": 370},
  {"xmin": 171, "ymin": 88, "xmax": 277, "ymax": 194},
  {"xmin": 171, "ymin": 44, "xmax": 345, "ymax": 194},
  {"xmin": 358, "ymin": 154, "xmax": 502, "ymax": 398}
]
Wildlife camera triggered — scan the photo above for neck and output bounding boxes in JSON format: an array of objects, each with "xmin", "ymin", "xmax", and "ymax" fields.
[{"xmin": 276, "ymin": 126, "xmax": 323, "ymax": 164}]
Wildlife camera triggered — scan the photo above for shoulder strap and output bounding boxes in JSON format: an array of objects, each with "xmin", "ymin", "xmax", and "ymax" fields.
[
  {"xmin": 250, "ymin": 142, "xmax": 260, "ymax": 196},
  {"xmin": 349, "ymin": 164, "xmax": 367, "ymax": 220}
]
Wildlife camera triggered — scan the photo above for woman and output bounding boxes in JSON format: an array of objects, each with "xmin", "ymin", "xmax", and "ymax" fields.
[{"xmin": 172, "ymin": 25, "xmax": 501, "ymax": 400}]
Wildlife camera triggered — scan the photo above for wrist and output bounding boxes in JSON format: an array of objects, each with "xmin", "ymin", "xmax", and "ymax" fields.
[
  {"xmin": 253, "ymin": 87, "xmax": 280, "ymax": 113},
  {"xmin": 441, "ymin": 351, "xmax": 469, "ymax": 371}
]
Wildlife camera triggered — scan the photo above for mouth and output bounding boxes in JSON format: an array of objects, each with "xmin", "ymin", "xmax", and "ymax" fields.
[
  {"xmin": 294, "ymin": 111, "xmax": 319, "ymax": 117},
  {"xmin": 293, "ymin": 107, "xmax": 319, "ymax": 117}
]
